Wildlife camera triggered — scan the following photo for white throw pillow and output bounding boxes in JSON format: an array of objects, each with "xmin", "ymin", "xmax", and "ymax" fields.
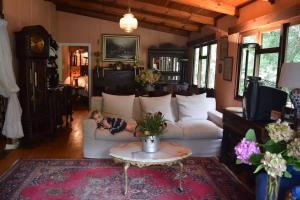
[
  {"xmin": 176, "ymin": 93, "xmax": 208, "ymax": 121},
  {"xmin": 102, "ymin": 93, "xmax": 135, "ymax": 119},
  {"xmin": 139, "ymin": 94, "xmax": 175, "ymax": 122}
]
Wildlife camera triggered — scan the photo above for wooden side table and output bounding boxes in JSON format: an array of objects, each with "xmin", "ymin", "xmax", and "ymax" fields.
[{"xmin": 220, "ymin": 110, "xmax": 269, "ymax": 186}]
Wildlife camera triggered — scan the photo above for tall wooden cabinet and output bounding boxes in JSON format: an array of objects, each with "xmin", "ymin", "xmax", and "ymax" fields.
[
  {"xmin": 148, "ymin": 44, "xmax": 188, "ymax": 84},
  {"xmin": 15, "ymin": 25, "xmax": 58, "ymax": 145}
]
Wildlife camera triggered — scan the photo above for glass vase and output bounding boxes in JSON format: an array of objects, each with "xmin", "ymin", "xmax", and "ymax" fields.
[
  {"xmin": 145, "ymin": 84, "xmax": 155, "ymax": 92},
  {"xmin": 266, "ymin": 175, "xmax": 281, "ymax": 200}
]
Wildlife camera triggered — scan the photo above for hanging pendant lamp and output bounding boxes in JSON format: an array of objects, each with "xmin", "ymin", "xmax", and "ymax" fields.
[{"xmin": 119, "ymin": 8, "xmax": 138, "ymax": 33}]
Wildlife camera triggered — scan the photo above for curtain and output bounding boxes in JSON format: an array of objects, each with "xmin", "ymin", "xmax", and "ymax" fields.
[{"xmin": 0, "ymin": 19, "xmax": 24, "ymax": 139}]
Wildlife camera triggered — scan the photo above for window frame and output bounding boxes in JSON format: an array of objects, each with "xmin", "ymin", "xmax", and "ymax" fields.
[
  {"xmin": 235, "ymin": 25, "xmax": 287, "ymax": 99},
  {"xmin": 192, "ymin": 40, "xmax": 217, "ymax": 89},
  {"xmin": 235, "ymin": 43, "xmax": 260, "ymax": 98}
]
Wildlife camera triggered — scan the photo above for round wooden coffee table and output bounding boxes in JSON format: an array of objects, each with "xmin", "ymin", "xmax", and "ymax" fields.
[{"xmin": 109, "ymin": 141, "xmax": 192, "ymax": 195}]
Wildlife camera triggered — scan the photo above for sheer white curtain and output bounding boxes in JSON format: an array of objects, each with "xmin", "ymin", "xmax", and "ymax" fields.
[{"xmin": 0, "ymin": 19, "xmax": 24, "ymax": 139}]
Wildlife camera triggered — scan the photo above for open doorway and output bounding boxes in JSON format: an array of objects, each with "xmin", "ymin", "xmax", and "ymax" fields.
[{"xmin": 57, "ymin": 43, "xmax": 92, "ymax": 110}]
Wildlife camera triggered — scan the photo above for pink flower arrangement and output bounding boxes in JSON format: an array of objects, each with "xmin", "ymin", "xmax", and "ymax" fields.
[{"xmin": 235, "ymin": 138, "xmax": 260, "ymax": 164}]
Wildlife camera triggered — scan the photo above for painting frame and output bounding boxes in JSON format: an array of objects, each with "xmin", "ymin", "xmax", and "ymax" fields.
[
  {"xmin": 223, "ymin": 57, "xmax": 233, "ymax": 81},
  {"xmin": 102, "ymin": 34, "xmax": 139, "ymax": 62},
  {"xmin": 219, "ymin": 36, "xmax": 228, "ymax": 60}
]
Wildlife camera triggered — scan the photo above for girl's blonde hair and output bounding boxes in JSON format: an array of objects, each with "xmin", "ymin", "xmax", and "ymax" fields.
[{"xmin": 90, "ymin": 110, "xmax": 103, "ymax": 121}]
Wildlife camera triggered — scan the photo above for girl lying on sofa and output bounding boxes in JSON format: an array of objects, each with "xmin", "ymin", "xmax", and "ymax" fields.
[{"xmin": 90, "ymin": 110, "xmax": 140, "ymax": 136}]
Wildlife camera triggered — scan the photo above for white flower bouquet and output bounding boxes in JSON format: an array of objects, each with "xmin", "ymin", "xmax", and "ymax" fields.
[{"xmin": 235, "ymin": 120, "xmax": 300, "ymax": 200}]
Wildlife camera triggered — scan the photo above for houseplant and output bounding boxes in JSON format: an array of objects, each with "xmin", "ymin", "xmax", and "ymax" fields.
[
  {"xmin": 138, "ymin": 112, "xmax": 167, "ymax": 153},
  {"xmin": 93, "ymin": 51, "xmax": 102, "ymax": 68},
  {"xmin": 135, "ymin": 69, "xmax": 160, "ymax": 92},
  {"xmin": 235, "ymin": 121, "xmax": 300, "ymax": 200}
]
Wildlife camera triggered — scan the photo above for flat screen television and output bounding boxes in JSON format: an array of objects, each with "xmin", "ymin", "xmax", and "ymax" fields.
[{"xmin": 243, "ymin": 77, "xmax": 288, "ymax": 121}]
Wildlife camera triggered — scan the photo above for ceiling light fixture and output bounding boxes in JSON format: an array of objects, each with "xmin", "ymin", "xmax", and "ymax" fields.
[{"xmin": 119, "ymin": 7, "xmax": 138, "ymax": 33}]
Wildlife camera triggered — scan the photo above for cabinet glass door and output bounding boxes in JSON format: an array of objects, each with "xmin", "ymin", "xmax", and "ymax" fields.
[{"xmin": 151, "ymin": 56, "xmax": 181, "ymax": 83}]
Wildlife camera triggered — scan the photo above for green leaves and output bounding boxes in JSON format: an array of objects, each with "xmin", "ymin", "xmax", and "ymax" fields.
[
  {"xmin": 263, "ymin": 140, "xmax": 286, "ymax": 154},
  {"xmin": 245, "ymin": 129, "xmax": 256, "ymax": 142},
  {"xmin": 138, "ymin": 112, "xmax": 167, "ymax": 136},
  {"xmin": 284, "ymin": 171, "xmax": 292, "ymax": 178},
  {"xmin": 253, "ymin": 164, "xmax": 264, "ymax": 174},
  {"xmin": 236, "ymin": 159, "xmax": 243, "ymax": 164},
  {"xmin": 250, "ymin": 153, "xmax": 264, "ymax": 165}
]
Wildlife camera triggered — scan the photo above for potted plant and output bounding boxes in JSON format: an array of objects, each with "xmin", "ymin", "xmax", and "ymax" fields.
[
  {"xmin": 135, "ymin": 69, "xmax": 160, "ymax": 92},
  {"xmin": 235, "ymin": 121, "xmax": 300, "ymax": 200},
  {"xmin": 133, "ymin": 57, "xmax": 144, "ymax": 68},
  {"xmin": 94, "ymin": 51, "xmax": 102, "ymax": 68},
  {"xmin": 138, "ymin": 112, "xmax": 167, "ymax": 153}
]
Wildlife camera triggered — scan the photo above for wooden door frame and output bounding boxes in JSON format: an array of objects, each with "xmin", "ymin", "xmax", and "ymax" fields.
[{"xmin": 57, "ymin": 43, "xmax": 92, "ymax": 109}]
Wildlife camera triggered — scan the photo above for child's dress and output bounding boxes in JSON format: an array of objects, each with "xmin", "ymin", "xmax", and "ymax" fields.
[{"xmin": 97, "ymin": 117, "xmax": 127, "ymax": 134}]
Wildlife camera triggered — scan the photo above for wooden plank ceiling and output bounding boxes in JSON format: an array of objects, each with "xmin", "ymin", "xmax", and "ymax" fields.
[{"xmin": 46, "ymin": 0, "xmax": 255, "ymax": 36}]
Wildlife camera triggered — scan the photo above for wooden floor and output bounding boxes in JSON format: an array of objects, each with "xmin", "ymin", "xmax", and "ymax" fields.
[{"xmin": 0, "ymin": 107, "xmax": 88, "ymax": 176}]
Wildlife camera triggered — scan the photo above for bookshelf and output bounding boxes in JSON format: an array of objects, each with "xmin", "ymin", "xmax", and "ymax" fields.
[{"xmin": 148, "ymin": 45, "xmax": 188, "ymax": 84}]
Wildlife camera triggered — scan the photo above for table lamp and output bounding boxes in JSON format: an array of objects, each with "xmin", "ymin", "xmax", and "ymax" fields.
[{"xmin": 278, "ymin": 63, "xmax": 300, "ymax": 129}]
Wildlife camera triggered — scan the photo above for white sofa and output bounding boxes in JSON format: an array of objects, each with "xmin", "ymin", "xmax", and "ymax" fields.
[{"xmin": 83, "ymin": 96, "xmax": 223, "ymax": 158}]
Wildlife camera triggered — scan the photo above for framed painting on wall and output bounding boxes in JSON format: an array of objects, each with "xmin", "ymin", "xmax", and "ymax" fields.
[
  {"xmin": 219, "ymin": 36, "xmax": 228, "ymax": 60},
  {"xmin": 223, "ymin": 57, "xmax": 233, "ymax": 81},
  {"xmin": 102, "ymin": 34, "xmax": 139, "ymax": 62}
]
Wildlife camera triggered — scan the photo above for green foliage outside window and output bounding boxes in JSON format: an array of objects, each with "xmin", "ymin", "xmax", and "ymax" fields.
[
  {"xmin": 193, "ymin": 48, "xmax": 200, "ymax": 85},
  {"xmin": 193, "ymin": 44, "xmax": 217, "ymax": 89},
  {"xmin": 262, "ymin": 29, "xmax": 280, "ymax": 48},
  {"xmin": 286, "ymin": 24, "xmax": 300, "ymax": 63},
  {"xmin": 259, "ymin": 53, "xmax": 279, "ymax": 87}
]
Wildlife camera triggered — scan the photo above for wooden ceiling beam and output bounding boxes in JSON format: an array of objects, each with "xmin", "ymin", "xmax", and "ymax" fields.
[
  {"xmin": 229, "ymin": 4, "xmax": 300, "ymax": 34},
  {"xmin": 49, "ymin": 0, "xmax": 200, "ymax": 31},
  {"xmin": 54, "ymin": 4, "xmax": 190, "ymax": 36},
  {"xmin": 169, "ymin": 0, "xmax": 237, "ymax": 16},
  {"xmin": 109, "ymin": 0, "xmax": 214, "ymax": 25}
]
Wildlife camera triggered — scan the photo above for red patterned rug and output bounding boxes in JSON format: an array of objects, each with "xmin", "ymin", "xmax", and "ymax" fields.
[{"xmin": 0, "ymin": 157, "xmax": 254, "ymax": 200}]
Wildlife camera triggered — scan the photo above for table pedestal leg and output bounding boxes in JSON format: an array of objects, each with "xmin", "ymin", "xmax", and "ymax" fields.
[
  {"xmin": 178, "ymin": 161, "xmax": 184, "ymax": 192},
  {"xmin": 124, "ymin": 162, "xmax": 130, "ymax": 195}
]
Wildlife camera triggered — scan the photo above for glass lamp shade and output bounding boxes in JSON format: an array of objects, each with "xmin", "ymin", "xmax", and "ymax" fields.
[{"xmin": 119, "ymin": 12, "xmax": 138, "ymax": 33}]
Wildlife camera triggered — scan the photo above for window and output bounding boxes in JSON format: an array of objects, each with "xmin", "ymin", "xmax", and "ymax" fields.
[
  {"xmin": 193, "ymin": 48, "xmax": 200, "ymax": 85},
  {"xmin": 193, "ymin": 42, "xmax": 217, "ymax": 88},
  {"xmin": 286, "ymin": 24, "xmax": 300, "ymax": 63},
  {"xmin": 243, "ymin": 35, "xmax": 257, "ymax": 43},
  {"xmin": 258, "ymin": 29, "xmax": 280, "ymax": 87},
  {"xmin": 236, "ymin": 35, "xmax": 258, "ymax": 96},
  {"xmin": 236, "ymin": 29, "xmax": 281, "ymax": 97},
  {"xmin": 208, "ymin": 44, "xmax": 217, "ymax": 88}
]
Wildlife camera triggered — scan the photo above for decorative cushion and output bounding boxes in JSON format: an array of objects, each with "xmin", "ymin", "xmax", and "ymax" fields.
[
  {"xmin": 206, "ymin": 98, "xmax": 216, "ymax": 112},
  {"xmin": 176, "ymin": 93, "xmax": 208, "ymax": 121},
  {"xmin": 102, "ymin": 93, "xmax": 135, "ymax": 119},
  {"xmin": 177, "ymin": 120, "xmax": 223, "ymax": 139},
  {"xmin": 139, "ymin": 94, "xmax": 175, "ymax": 122},
  {"xmin": 160, "ymin": 122, "xmax": 183, "ymax": 139}
]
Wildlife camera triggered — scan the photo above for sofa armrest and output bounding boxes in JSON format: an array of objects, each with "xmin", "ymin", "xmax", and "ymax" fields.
[
  {"xmin": 83, "ymin": 119, "xmax": 97, "ymax": 140},
  {"xmin": 208, "ymin": 110, "xmax": 223, "ymax": 128}
]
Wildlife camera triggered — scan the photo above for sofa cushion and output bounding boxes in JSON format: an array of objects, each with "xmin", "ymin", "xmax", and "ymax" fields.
[
  {"xmin": 95, "ymin": 129, "xmax": 137, "ymax": 141},
  {"xmin": 177, "ymin": 120, "xmax": 223, "ymax": 139},
  {"xmin": 132, "ymin": 98, "xmax": 143, "ymax": 122},
  {"xmin": 102, "ymin": 93, "xmax": 135, "ymax": 119},
  {"xmin": 139, "ymin": 94, "xmax": 175, "ymax": 122},
  {"xmin": 176, "ymin": 94, "xmax": 208, "ymax": 121},
  {"xmin": 160, "ymin": 122, "xmax": 183, "ymax": 139},
  {"xmin": 206, "ymin": 98, "xmax": 216, "ymax": 112}
]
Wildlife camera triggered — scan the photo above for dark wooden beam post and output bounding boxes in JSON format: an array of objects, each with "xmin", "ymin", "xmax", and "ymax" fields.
[{"xmin": 0, "ymin": 0, "xmax": 4, "ymax": 19}]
